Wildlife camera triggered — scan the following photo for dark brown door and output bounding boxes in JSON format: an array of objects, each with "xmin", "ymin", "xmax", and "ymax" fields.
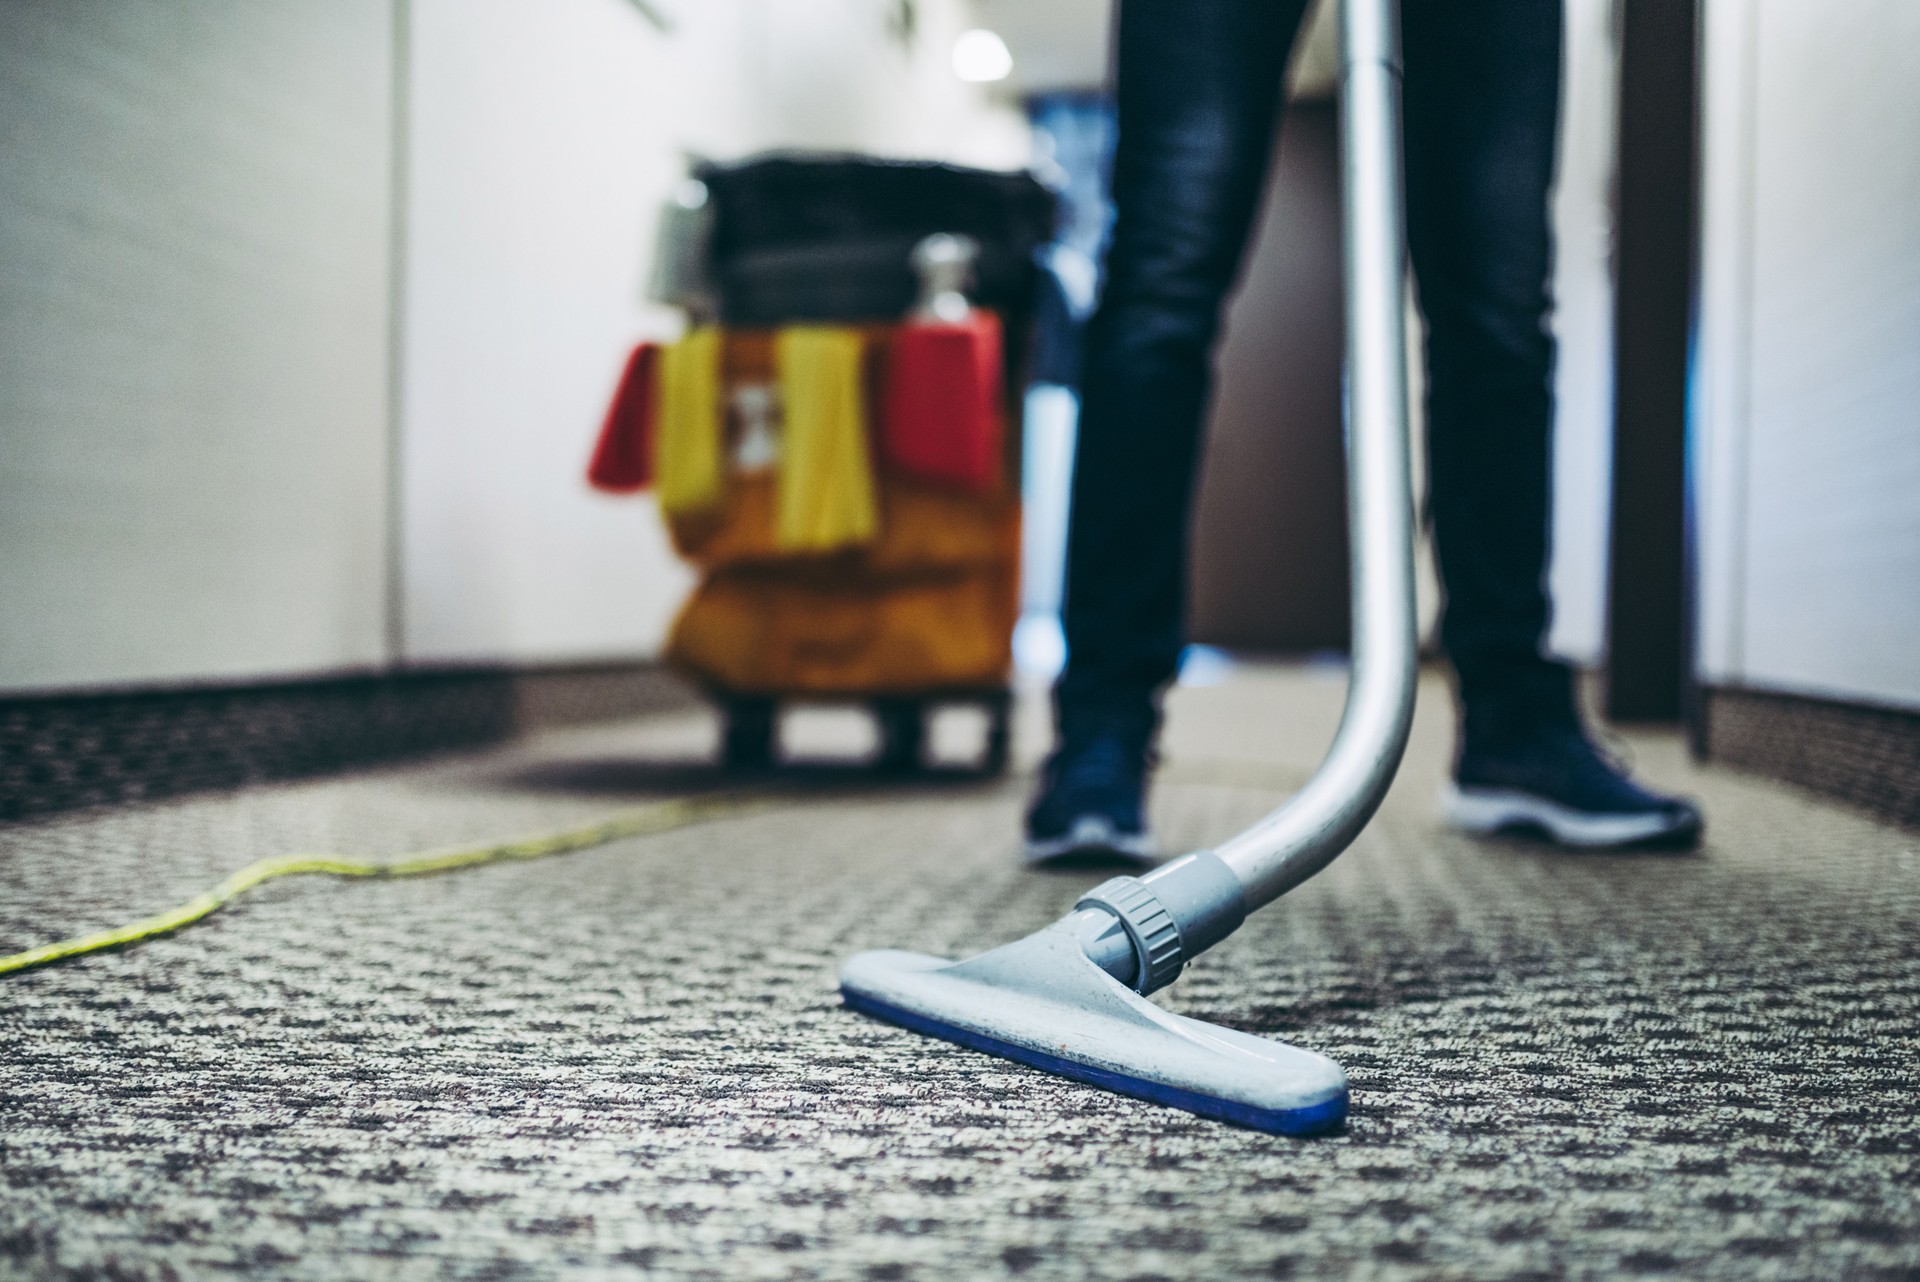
[{"xmin": 1187, "ymin": 102, "xmax": 1350, "ymax": 653}]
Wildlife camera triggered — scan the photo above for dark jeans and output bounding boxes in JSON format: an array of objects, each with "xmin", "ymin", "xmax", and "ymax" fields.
[{"xmin": 1058, "ymin": 0, "xmax": 1572, "ymax": 743}]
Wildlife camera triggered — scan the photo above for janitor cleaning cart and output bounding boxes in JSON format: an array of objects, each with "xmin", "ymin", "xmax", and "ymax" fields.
[{"xmin": 588, "ymin": 154, "xmax": 1055, "ymax": 774}]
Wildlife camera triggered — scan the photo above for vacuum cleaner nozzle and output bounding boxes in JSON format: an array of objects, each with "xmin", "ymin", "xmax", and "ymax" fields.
[{"xmin": 839, "ymin": 914, "xmax": 1348, "ymax": 1136}]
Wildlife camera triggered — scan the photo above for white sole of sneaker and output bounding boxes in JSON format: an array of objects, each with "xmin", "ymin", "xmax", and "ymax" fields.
[
  {"xmin": 1443, "ymin": 784, "xmax": 1691, "ymax": 848},
  {"xmin": 1024, "ymin": 815, "xmax": 1157, "ymax": 865}
]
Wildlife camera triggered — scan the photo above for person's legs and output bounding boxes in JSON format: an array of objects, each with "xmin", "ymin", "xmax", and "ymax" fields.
[
  {"xmin": 1404, "ymin": 0, "xmax": 1701, "ymax": 846},
  {"xmin": 1031, "ymin": 0, "xmax": 1309, "ymax": 859}
]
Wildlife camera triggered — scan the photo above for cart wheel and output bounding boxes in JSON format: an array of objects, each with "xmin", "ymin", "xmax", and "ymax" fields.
[
  {"xmin": 721, "ymin": 696, "xmax": 777, "ymax": 772},
  {"xmin": 872, "ymin": 698, "xmax": 926, "ymax": 774},
  {"xmin": 980, "ymin": 694, "xmax": 1012, "ymax": 776}
]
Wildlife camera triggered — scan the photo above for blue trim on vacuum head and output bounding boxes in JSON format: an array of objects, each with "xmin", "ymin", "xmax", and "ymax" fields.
[{"xmin": 842, "ymin": 986, "xmax": 1349, "ymax": 1137}]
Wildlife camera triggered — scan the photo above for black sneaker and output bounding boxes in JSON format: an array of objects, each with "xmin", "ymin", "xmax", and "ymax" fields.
[
  {"xmin": 1024, "ymin": 731, "xmax": 1156, "ymax": 864},
  {"xmin": 1446, "ymin": 723, "xmax": 1704, "ymax": 849}
]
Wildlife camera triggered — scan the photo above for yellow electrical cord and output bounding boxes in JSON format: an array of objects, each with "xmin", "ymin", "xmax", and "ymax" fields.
[{"xmin": 0, "ymin": 793, "xmax": 767, "ymax": 979}]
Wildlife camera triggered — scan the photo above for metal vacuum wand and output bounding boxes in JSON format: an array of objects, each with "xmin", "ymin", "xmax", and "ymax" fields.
[
  {"xmin": 839, "ymin": 0, "xmax": 1418, "ymax": 1134},
  {"xmin": 1070, "ymin": 0, "xmax": 1417, "ymax": 995}
]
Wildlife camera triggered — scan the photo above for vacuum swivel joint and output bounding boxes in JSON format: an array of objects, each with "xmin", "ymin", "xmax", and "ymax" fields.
[
  {"xmin": 1076, "ymin": 877, "xmax": 1183, "ymax": 994},
  {"xmin": 1075, "ymin": 851, "xmax": 1249, "ymax": 996}
]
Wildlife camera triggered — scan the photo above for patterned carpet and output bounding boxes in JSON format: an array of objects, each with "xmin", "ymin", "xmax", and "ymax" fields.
[{"xmin": 2, "ymin": 665, "xmax": 1916, "ymax": 1281}]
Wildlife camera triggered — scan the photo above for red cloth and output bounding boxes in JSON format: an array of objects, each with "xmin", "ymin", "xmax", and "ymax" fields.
[
  {"xmin": 880, "ymin": 312, "xmax": 1004, "ymax": 493},
  {"xmin": 587, "ymin": 342, "xmax": 660, "ymax": 492}
]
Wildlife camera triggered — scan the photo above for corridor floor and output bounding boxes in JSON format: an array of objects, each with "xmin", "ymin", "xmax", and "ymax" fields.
[{"xmin": 2, "ymin": 665, "xmax": 1916, "ymax": 1281}]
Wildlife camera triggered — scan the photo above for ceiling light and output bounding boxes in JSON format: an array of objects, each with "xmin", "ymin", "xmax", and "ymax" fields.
[{"xmin": 952, "ymin": 28, "xmax": 1013, "ymax": 83}]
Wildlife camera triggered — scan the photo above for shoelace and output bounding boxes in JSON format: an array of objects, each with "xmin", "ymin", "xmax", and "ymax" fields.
[{"xmin": 1584, "ymin": 722, "xmax": 1641, "ymax": 779}]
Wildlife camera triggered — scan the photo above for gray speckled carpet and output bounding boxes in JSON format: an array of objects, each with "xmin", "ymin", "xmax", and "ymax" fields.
[{"xmin": 2, "ymin": 665, "xmax": 1917, "ymax": 1281}]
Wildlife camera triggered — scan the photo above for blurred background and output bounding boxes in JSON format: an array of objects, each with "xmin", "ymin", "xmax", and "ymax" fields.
[{"xmin": 1, "ymin": 0, "xmax": 1915, "ymax": 825}]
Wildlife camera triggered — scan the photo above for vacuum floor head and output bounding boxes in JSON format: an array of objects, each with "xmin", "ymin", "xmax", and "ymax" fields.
[{"xmin": 840, "ymin": 921, "xmax": 1347, "ymax": 1136}]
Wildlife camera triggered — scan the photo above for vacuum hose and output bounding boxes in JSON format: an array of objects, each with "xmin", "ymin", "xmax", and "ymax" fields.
[{"xmin": 1076, "ymin": 0, "xmax": 1419, "ymax": 994}]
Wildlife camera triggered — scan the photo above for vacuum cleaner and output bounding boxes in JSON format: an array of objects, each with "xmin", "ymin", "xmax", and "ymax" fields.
[{"xmin": 839, "ymin": 0, "xmax": 1418, "ymax": 1136}]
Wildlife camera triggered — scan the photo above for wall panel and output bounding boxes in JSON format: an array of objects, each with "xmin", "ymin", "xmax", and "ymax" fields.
[
  {"xmin": 0, "ymin": 0, "xmax": 395, "ymax": 691},
  {"xmin": 1694, "ymin": 0, "xmax": 1920, "ymax": 711}
]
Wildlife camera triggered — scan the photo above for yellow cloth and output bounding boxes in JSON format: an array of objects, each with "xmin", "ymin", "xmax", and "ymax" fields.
[
  {"xmin": 774, "ymin": 327, "xmax": 879, "ymax": 552},
  {"xmin": 653, "ymin": 326, "xmax": 725, "ymax": 514}
]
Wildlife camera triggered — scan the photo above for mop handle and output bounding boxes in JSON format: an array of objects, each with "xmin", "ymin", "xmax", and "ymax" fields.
[{"xmin": 1193, "ymin": 0, "xmax": 1420, "ymax": 911}]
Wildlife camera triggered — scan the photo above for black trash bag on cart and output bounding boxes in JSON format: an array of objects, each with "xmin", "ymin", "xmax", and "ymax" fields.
[{"xmin": 695, "ymin": 152, "xmax": 1057, "ymax": 327}]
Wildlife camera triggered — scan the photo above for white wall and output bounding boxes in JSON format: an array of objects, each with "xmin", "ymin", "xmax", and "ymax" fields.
[
  {"xmin": 0, "ymin": 0, "xmax": 395, "ymax": 692},
  {"xmin": 398, "ymin": 0, "xmax": 696, "ymax": 666},
  {"xmin": 1544, "ymin": 0, "xmax": 1620, "ymax": 666},
  {"xmin": 1694, "ymin": 0, "xmax": 1920, "ymax": 710},
  {"xmin": 399, "ymin": 0, "xmax": 1029, "ymax": 666}
]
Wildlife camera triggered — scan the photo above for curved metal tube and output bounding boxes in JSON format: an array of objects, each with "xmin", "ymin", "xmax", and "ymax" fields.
[{"xmin": 1206, "ymin": 0, "xmax": 1418, "ymax": 913}]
